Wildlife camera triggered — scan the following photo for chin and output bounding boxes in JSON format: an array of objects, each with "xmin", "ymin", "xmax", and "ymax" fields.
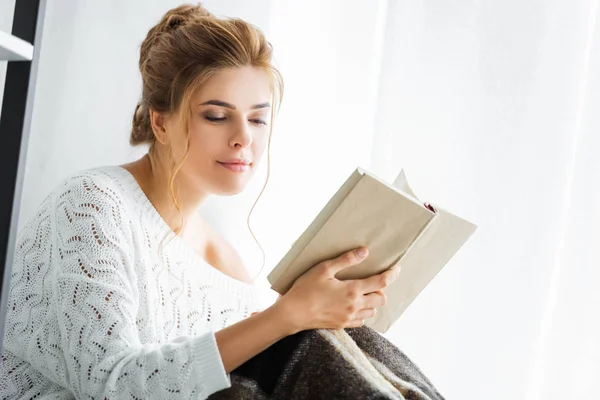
[
  {"xmin": 205, "ymin": 165, "xmax": 257, "ymax": 196},
  {"xmin": 211, "ymin": 179, "xmax": 250, "ymax": 196},
  {"xmin": 214, "ymin": 186, "xmax": 246, "ymax": 196}
]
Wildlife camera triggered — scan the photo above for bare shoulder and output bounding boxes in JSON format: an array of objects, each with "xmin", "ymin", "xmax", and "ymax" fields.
[{"xmin": 200, "ymin": 219, "xmax": 254, "ymax": 284}]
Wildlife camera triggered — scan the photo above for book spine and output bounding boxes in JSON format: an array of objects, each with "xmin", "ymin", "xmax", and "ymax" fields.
[{"xmin": 389, "ymin": 208, "xmax": 437, "ymax": 271}]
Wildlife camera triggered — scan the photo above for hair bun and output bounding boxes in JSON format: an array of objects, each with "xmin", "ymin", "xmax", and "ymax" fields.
[
  {"xmin": 161, "ymin": 3, "xmax": 213, "ymax": 33},
  {"xmin": 139, "ymin": 4, "xmax": 214, "ymax": 71},
  {"xmin": 166, "ymin": 15, "xmax": 185, "ymax": 31}
]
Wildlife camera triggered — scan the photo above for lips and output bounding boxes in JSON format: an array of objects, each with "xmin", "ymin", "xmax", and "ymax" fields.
[
  {"xmin": 217, "ymin": 159, "xmax": 252, "ymax": 172},
  {"xmin": 219, "ymin": 158, "xmax": 252, "ymax": 165}
]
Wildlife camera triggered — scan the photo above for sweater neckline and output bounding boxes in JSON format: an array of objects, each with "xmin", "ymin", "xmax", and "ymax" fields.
[{"xmin": 102, "ymin": 165, "xmax": 259, "ymax": 295}]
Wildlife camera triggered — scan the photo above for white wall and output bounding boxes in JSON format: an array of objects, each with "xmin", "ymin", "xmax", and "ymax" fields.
[{"xmin": 0, "ymin": 0, "xmax": 16, "ymax": 111}]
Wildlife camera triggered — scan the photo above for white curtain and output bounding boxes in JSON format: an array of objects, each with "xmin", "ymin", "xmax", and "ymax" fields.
[
  {"xmin": 10, "ymin": 0, "xmax": 599, "ymax": 398},
  {"xmin": 223, "ymin": 1, "xmax": 600, "ymax": 398}
]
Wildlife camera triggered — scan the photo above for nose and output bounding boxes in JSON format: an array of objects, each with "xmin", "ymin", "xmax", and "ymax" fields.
[{"xmin": 229, "ymin": 120, "xmax": 253, "ymax": 149}]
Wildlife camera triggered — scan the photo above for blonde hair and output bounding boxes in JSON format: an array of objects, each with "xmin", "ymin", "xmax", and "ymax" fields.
[{"xmin": 131, "ymin": 3, "xmax": 283, "ymax": 275}]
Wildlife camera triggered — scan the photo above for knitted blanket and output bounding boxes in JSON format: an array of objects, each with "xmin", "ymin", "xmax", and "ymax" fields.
[{"xmin": 209, "ymin": 327, "xmax": 444, "ymax": 399}]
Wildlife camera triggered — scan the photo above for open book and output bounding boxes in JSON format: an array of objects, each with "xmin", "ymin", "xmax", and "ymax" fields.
[{"xmin": 267, "ymin": 168, "xmax": 477, "ymax": 333}]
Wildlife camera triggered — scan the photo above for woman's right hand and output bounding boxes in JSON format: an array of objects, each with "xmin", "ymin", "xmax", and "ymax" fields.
[{"xmin": 275, "ymin": 247, "xmax": 402, "ymax": 334}]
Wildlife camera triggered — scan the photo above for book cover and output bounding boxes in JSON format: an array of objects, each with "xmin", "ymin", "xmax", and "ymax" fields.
[{"xmin": 268, "ymin": 168, "xmax": 476, "ymax": 332}]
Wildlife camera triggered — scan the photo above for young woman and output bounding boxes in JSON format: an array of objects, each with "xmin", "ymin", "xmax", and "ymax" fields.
[{"xmin": 1, "ymin": 4, "xmax": 443, "ymax": 399}]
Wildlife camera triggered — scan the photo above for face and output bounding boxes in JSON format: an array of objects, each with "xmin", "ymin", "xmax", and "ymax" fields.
[{"xmin": 164, "ymin": 66, "xmax": 272, "ymax": 196}]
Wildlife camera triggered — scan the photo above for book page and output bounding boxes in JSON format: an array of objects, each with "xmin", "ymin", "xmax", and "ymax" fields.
[{"xmin": 392, "ymin": 169, "xmax": 418, "ymax": 200}]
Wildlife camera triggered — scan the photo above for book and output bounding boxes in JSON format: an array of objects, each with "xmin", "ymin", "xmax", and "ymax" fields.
[{"xmin": 267, "ymin": 167, "xmax": 477, "ymax": 333}]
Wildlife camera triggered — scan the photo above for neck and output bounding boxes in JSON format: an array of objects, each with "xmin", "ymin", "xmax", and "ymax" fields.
[{"xmin": 125, "ymin": 152, "xmax": 209, "ymax": 235}]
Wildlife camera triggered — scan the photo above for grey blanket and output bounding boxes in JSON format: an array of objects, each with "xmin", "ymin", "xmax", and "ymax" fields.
[{"xmin": 209, "ymin": 327, "xmax": 444, "ymax": 399}]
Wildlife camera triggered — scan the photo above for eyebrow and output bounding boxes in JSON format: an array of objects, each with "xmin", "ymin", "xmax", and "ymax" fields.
[{"xmin": 200, "ymin": 100, "xmax": 271, "ymax": 110}]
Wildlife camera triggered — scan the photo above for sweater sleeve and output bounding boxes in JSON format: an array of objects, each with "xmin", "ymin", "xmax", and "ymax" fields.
[{"xmin": 51, "ymin": 174, "xmax": 230, "ymax": 399}]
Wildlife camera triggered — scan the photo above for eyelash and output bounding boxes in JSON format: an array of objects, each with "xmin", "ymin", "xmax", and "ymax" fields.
[{"xmin": 204, "ymin": 116, "xmax": 267, "ymax": 126}]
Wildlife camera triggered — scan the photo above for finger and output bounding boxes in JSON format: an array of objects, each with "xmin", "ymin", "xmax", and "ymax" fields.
[
  {"xmin": 353, "ymin": 307, "xmax": 377, "ymax": 320},
  {"xmin": 319, "ymin": 247, "xmax": 369, "ymax": 276},
  {"xmin": 357, "ymin": 265, "xmax": 401, "ymax": 293},
  {"xmin": 345, "ymin": 319, "xmax": 365, "ymax": 328},
  {"xmin": 360, "ymin": 291, "xmax": 386, "ymax": 309}
]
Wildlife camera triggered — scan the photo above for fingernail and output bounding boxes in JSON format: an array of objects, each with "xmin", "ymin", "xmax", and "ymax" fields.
[{"xmin": 356, "ymin": 248, "xmax": 369, "ymax": 258}]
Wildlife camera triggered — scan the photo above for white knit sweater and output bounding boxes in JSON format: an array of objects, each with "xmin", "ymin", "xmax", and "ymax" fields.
[{"xmin": 0, "ymin": 166, "xmax": 266, "ymax": 399}]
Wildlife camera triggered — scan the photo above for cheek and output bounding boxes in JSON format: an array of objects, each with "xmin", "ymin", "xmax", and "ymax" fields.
[
  {"xmin": 169, "ymin": 130, "xmax": 190, "ymax": 161},
  {"xmin": 186, "ymin": 122, "xmax": 220, "ymax": 158},
  {"xmin": 187, "ymin": 134, "xmax": 216, "ymax": 164},
  {"xmin": 252, "ymin": 131, "xmax": 270, "ymax": 159}
]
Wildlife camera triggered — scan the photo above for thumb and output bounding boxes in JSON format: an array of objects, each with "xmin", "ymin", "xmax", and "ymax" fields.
[{"xmin": 322, "ymin": 247, "xmax": 369, "ymax": 276}]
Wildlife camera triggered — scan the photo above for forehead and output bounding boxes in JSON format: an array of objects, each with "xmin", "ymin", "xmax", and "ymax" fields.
[{"xmin": 194, "ymin": 66, "xmax": 272, "ymax": 108}]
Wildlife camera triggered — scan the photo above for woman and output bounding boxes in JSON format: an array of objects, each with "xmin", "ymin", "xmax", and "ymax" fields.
[{"xmin": 0, "ymin": 4, "xmax": 443, "ymax": 399}]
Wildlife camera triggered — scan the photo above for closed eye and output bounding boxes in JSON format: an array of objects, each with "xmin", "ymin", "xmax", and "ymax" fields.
[
  {"xmin": 250, "ymin": 119, "xmax": 267, "ymax": 126},
  {"xmin": 205, "ymin": 116, "xmax": 226, "ymax": 123},
  {"xmin": 204, "ymin": 115, "xmax": 267, "ymax": 126}
]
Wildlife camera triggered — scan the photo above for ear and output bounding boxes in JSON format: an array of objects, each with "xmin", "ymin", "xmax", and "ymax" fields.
[{"xmin": 149, "ymin": 109, "xmax": 169, "ymax": 145}]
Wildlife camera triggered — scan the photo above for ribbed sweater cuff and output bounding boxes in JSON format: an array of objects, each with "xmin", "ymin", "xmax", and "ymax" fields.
[{"xmin": 192, "ymin": 331, "xmax": 231, "ymax": 395}]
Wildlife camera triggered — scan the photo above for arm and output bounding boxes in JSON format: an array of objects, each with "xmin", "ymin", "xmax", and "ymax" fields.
[
  {"xmin": 51, "ymin": 175, "xmax": 239, "ymax": 399},
  {"xmin": 215, "ymin": 302, "xmax": 293, "ymax": 372},
  {"xmin": 219, "ymin": 250, "xmax": 403, "ymax": 372},
  {"xmin": 216, "ymin": 249, "xmax": 402, "ymax": 372}
]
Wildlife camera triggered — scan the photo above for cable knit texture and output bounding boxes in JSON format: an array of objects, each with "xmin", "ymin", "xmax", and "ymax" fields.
[{"xmin": 0, "ymin": 166, "xmax": 264, "ymax": 399}]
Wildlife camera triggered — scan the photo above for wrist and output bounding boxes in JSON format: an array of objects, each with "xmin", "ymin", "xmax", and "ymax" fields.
[{"xmin": 265, "ymin": 298, "xmax": 301, "ymax": 336}]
